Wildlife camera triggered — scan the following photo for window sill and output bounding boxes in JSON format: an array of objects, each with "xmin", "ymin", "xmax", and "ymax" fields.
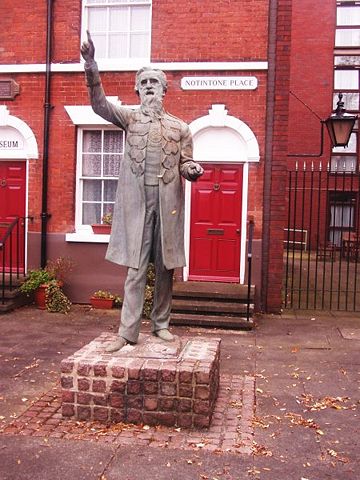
[{"xmin": 65, "ymin": 232, "xmax": 110, "ymax": 243}]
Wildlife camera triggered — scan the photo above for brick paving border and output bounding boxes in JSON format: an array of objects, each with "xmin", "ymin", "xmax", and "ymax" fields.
[
  {"xmin": 60, "ymin": 333, "xmax": 221, "ymax": 429},
  {"xmin": 0, "ymin": 374, "xmax": 255, "ymax": 455}
]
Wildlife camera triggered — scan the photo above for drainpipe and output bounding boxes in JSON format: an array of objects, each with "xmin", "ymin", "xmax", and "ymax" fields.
[
  {"xmin": 261, "ymin": 0, "xmax": 278, "ymax": 311},
  {"xmin": 40, "ymin": 0, "xmax": 54, "ymax": 268}
]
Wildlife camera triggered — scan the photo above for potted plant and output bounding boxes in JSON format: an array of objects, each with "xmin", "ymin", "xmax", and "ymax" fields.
[
  {"xmin": 20, "ymin": 256, "xmax": 74, "ymax": 312},
  {"xmin": 20, "ymin": 269, "xmax": 54, "ymax": 309},
  {"xmin": 90, "ymin": 290, "xmax": 116, "ymax": 309},
  {"xmin": 91, "ymin": 212, "xmax": 112, "ymax": 234}
]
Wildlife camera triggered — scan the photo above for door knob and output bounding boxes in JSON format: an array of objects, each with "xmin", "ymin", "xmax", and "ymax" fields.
[
  {"xmin": 0, "ymin": 179, "xmax": 6, "ymax": 187},
  {"xmin": 213, "ymin": 183, "xmax": 220, "ymax": 191}
]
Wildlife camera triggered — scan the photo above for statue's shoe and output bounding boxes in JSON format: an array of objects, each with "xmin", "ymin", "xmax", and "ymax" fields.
[
  {"xmin": 105, "ymin": 336, "xmax": 128, "ymax": 353},
  {"xmin": 154, "ymin": 329, "xmax": 175, "ymax": 342}
]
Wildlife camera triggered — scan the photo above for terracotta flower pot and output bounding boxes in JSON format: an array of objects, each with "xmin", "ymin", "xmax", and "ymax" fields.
[
  {"xmin": 34, "ymin": 281, "xmax": 64, "ymax": 310},
  {"xmin": 34, "ymin": 284, "xmax": 48, "ymax": 310},
  {"xmin": 91, "ymin": 224, "xmax": 111, "ymax": 234},
  {"xmin": 90, "ymin": 297, "xmax": 114, "ymax": 309}
]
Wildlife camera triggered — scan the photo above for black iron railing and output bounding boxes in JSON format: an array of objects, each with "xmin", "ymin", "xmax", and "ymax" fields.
[
  {"xmin": 247, "ymin": 217, "xmax": 255, "ymax": 322},
  {"xmin": 284, "ymin": 161, "xmax": 360, "ymax": 311},
  {"xmin": 0, "ymin": 217, "xmax": 27, "ymax": 305}
]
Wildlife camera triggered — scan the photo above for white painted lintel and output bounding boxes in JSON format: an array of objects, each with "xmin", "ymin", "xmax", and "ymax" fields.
[{"xmin": 0, "ymin": 61, "xmax": 268, "ymax": 74}]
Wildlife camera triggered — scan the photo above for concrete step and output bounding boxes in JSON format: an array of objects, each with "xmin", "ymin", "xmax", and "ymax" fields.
[
  {"xmin": 0, "ymin": 291, "xmax": 32, "ymax": 314},
  {"xmin": 171, "ymin": 298, "xmax": 254, "ymax": 315},
  {"xmin": 0, "ymin": 274, "xmax": 26, "ymax": 289},
  {"xmin": 170, "ymin": 312, "xmax": 254, "ymax": 329},
  {"xmin": 170, "ymin": 281, "xmax": 255, "ymax": 329},
  {"xmin": 173, "ymin": 281, "xmax": 255, "ymax": 300},
  {"xmin": 0, "ymin": 287, "xmax": 21, "ymax": 299}
]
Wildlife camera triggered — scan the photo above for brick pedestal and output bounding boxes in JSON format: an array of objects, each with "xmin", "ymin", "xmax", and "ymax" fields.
[{"xmin": 60, "ymin": 333, "xmax": 220, "ymax": 428}]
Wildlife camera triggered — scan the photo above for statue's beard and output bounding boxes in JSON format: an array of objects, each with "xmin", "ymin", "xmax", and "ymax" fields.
[{"xmin": 141, "ymin": 93, "xmax": 163, "ymax": 113}]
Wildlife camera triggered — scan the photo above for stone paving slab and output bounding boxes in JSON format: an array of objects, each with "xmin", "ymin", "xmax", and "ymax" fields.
[
  {"xmin": 338, "ymin": 327, "xmax": 360, "ymax": 340},
  {"xmin": 1, "ymin": 374, "xmax": 255, "ymax": 455}
]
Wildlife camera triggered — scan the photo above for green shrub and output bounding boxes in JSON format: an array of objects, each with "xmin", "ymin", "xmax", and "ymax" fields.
[
  {"xmin": 19, "ymin": 269, "xmax": 54, "ymax": 295},
  {"xmin": 142, "ymin": 263, "xmax": 155, "ymax": 319}
]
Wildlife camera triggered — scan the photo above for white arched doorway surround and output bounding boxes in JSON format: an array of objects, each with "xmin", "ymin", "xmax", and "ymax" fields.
[
  {"xmin": 0, "ymin": 106, "xmax": 38, "ymax": 160},
  {"xmin": 184, "ymin": 104, "xmax": 260, "ymax": 283},
  {"xmin": 0, "ymin": 106, "xmax": 39, "ymax": 271}
]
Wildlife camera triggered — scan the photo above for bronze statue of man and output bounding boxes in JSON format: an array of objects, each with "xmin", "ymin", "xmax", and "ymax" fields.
[{"xmin": 81, "ymin": 31, "xmax": 203, "ymax": 352}]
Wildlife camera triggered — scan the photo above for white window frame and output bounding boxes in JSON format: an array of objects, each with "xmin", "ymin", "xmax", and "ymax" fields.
[
  {"xmin": 334, "ymin": 70, "xmax": 359, "ymax": 90},
  {"xmin": 337, "ymin": 6, "xmax": 360, "ymax": 26},
  {"xmin": 74, "ymin": 126, "xmax": 124, "ymax": 237},
  {"xmin": 81, "ymin": 0, "xmax": 152, "ymax": 70}
]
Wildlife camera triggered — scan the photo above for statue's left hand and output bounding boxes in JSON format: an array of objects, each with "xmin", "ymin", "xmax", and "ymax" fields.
[{"xmin": 188, "ymin": 163, "xmax": 204, "ymax": 180}]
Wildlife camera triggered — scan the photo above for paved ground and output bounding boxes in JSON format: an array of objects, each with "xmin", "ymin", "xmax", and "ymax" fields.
[{"xmin": 0, "ymin": 305, "xmax": 359, "ymax": 479}]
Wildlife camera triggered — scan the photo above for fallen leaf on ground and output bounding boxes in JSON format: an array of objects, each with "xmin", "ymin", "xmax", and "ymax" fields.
[
  {"xmin": 252, "ymin": 441, "xmax": 273, "ymax": 457},
  {"xmin": 252, "ymin": 416, "xmax": 270, "ymax": 429},
  {"xmin": 285, "ymin": 412, "xmax": 319, "ymax": 430},
  {"xmin": 247, "ymin": 467, "xmax": 261, "ymax": 476},
  {"xmin": 300, "ymin": 394, "xmax": 353, "ymax": 411},
  {"xmin": 326, "ymin": 449, "xmax": 349, "ymax": 464}
]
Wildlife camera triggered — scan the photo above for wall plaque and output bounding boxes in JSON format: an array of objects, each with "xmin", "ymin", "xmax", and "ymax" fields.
[
  {"xmin": 181, "ymin": 76, "xmax": 258, "ymax": 90},
  {"xmin": 0, "ymin": 79, "xmax": 20, "ymax": 100}
]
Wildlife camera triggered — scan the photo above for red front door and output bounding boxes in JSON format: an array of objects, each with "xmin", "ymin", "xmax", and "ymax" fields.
[
  {"xmin": 0, "ymin": 161, "xmax": 26, "ymax": 270},
  {"xmin": 189, "ymin": 164, "xmax": 243, "ymax": 282}
]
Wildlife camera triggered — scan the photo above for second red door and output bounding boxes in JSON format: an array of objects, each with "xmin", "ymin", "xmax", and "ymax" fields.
[{"xmin": 189, "ymin": 164, "xmax": 243, "ymax": 282}]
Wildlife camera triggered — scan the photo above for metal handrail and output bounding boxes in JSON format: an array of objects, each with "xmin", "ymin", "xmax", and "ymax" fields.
[
  {"xmin": 247, "ymin": 217, "xmax": 255, "ymax": 322},
  {"xmin": 0, "ymin": 218, "xmax": 18, "ymax": 245},
  {"xmin": 1, "ymin": 216, "xmax": 28, "ymax": 305}
]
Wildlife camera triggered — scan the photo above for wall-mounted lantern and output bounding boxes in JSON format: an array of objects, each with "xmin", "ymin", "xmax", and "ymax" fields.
[
  {"xmin": 288, "ymin": 92, "xmax": 358, "ymax": 157},
  {"xmin": 325, "ymin": 93, "xmax": 357, "ymax": 148}
]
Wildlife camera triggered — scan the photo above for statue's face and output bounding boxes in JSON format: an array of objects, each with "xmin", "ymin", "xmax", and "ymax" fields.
[{"xmin": 137, "ymin": 70, "xmax": 165, "ymax": 106}]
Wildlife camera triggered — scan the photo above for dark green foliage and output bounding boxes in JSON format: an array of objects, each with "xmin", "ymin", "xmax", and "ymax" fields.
[{"xmin": 142, "ymin": 263, "xmax": 155, "ymax": 319}]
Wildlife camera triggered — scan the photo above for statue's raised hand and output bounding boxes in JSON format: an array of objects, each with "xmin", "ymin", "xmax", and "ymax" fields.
[{"xmin": 81, "ymin": 30, "xmax": 95, "ymax": 63}]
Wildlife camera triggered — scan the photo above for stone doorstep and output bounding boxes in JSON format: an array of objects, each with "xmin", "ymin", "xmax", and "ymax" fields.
[
  {"xmin": 1, "ymin": 375, "xmax": 255, "ymax": 454},
  {"xmin": 60, "ymin": 333, "xmax": 221, "ymax": 429}
]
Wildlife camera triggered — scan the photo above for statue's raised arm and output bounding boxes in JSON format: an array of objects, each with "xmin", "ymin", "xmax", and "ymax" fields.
[{"xmin": 81, "ymin": 30, "xmax": 129, "ymax": 129}]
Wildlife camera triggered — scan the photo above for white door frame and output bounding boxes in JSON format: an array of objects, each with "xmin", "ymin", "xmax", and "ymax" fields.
[
  {"xmin": 184, "ymin": 104, "xmax": 260, "ymax": 284},
  {"xmin": 0, "ymin": 106, "xmax": 39, "ymax": 271}
]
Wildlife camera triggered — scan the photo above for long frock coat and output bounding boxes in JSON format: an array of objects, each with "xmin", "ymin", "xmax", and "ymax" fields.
[{"xmin": 85, "ymin": 62, "xmax": 200, "ymax": 270}]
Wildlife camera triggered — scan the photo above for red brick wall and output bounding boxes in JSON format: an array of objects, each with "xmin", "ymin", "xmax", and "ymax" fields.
[
  {"xmin": 1, "ymin": 1, "xmax": 269, "ymax": 65},
  {"xmin": 151, "ymin": 0, "xmax": 269, "ymax": 62},
  {"xmin": 52, "ymin": 1, "xmax": 82, "ymax": 63},
  {"xmin": 287, "ymin": 0, "xmax": 335, "ymax": 162},
  {"xmin": 0, "ymin": 1, "xmax": 82, "ymax": 64},
  {"xmin": 1, "ymin": 1, "xmax": 47, "ymax": 63},
  {"xmin": 285, "ymin": 1, "xmax": 336, "ymax": 254}
]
